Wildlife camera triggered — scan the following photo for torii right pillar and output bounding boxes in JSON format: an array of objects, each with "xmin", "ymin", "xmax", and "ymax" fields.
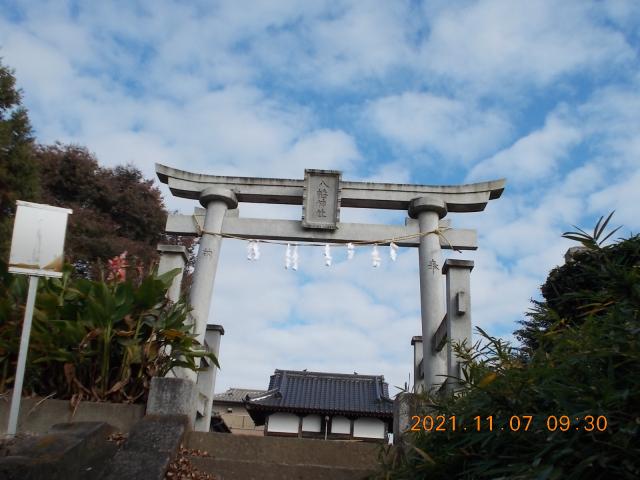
[
  {"xmin": 442, "ymin": 259, "xmax": 474, "ymax": 393},
  {"xmin": 409, "ymin": 196, "xmax": 448, "ymax": 392}
]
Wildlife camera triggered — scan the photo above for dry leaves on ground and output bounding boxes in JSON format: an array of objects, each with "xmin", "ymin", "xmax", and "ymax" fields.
[
  {"xmin": 106, "ymin": 432, "xmax": 128, "ymax": 448},
  {"xmin": 165, "ymin": 446, "xmax": 217, "ymax": 479}
]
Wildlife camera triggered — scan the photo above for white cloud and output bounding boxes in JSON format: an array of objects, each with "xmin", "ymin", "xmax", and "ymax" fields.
[
  {"xmin": 468, "ymin": 111, "xmax": 582, "ymax": 185},
  {"xmin": 466, "ymin": 248, "xmax": 539, "ymax": 332},
  {"xmin": 1, "ymin": 0, "xmax": 639, "ymax": 396},
  {"xmin": 368, "ymin": 92, "xmax": 511, "ymax": 162},
  {"xmin": 578, "ymin": 83, "xmax": 640, "ymax": 169},
  {"xmin": 295, "ymin": 1, "xmax": 414, "ymax": 87},
  {"xmin": 240, "ymin": 1, "xmax": 417, "ymax": 89},
  {"xmin": 279, "ymin": 129, "xmax": 362, "ymax": 175},
  {"xmin": 211, "ymin": 240, "xmax": 419, "ymax": 391},
  {"xmin": 589, "ymin": 169, "xmax": 640, "ymax": 230},
  {"xmin": 358, "ymin": 161, "xmax": 412, "ymax": 184},
  {"xmin": 419, "ymin": 0, "xmax": 634, "ymax": 92},
  {"xmin": 600, "ymin": 0, "xmax": 640, "ymax": 32}
]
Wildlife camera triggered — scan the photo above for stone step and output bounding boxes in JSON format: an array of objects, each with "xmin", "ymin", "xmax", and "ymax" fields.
[
  {"xmin": 189, "ymin": 457, "xmax": 375, "ymax": 480},
  {"xmin": 0, "ymin": 422, "xmax": 117, "ymax": 480},
  {"xmin": 185, "ymin": 432, "xmax": 379, "ymax": 469}
]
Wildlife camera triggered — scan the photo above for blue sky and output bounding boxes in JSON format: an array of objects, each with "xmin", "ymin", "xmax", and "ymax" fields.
[{"xmin": 2, "ymin": 0, "xmax": 639, "ymax": 394}]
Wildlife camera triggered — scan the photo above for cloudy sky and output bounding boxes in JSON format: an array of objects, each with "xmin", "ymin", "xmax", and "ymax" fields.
[{"xmin": 2, "ymin": 0, "xmax": 639, "ymax": 394}]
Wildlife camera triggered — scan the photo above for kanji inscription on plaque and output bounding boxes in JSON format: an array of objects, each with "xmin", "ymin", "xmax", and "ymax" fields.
[{"xmin": 302, "ymin": 169, "xmax": 341, "ymax": 230}]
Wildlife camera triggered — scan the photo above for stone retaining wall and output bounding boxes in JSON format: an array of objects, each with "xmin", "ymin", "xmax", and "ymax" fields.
[{"xmin": 0, "ymin": 397, "xmax": 145, "ymax": 434}]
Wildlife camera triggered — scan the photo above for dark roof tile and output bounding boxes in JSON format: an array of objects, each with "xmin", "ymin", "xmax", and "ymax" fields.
[
  {"xmin": 244, "ymin": 369, "xmax": 394, "ymax": 417},
  {"xmin": 212, "ymin": 388, "xmax": 267, "ymax": 404}
]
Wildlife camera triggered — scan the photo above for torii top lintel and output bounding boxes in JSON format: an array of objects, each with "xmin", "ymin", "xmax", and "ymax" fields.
[{"xmin": 156, "ymin": 163, "xmax": 505, "ymax": 213}]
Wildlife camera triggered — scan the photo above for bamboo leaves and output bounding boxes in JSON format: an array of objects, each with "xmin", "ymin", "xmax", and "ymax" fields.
[{"xmin": 562, "ymin": 211, "xmax": 622, "ymax": 249}]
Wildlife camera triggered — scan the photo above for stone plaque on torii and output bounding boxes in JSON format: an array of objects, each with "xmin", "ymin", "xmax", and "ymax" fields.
[
  {"xmin": 155, "ymin": 163, "xmax": 504, "ymax": 429},
  {"xmin": 302, "ymin": 169, "xmax": 341, "ymax": 229}
]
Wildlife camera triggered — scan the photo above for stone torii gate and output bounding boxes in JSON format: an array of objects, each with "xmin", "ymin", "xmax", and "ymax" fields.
[{"xmin": 155, "ymin": 163, "xmax": 504, "ymax": 430}]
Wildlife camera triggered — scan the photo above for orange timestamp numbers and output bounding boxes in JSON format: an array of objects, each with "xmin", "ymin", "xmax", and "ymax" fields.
[{"xmin": 410, "ymin": 415, "xmax": 608, "ymax": 432}]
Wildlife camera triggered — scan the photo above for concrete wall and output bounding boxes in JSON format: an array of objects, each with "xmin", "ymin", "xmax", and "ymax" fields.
[
  {"xmin": 0, "ymin": 397, "xmax": 145, "ymax": 434},
  {"xmin": 212, "ymin": 403, "xmax": 263, "ymax": 435},
  {"xmin": 353, "ymin": 418, "xmax": 385, "ymax": 439},
  {"xmin": 212, "ymin": 402, "xmax": 251, "ymax": 417},
  {"xmin": 267, "ymin": 412, "xmax": 299, "ymax": 434},
  {"xmin": 222, "ymin": 414, "xmax": 263, "ymax": 435},
  {"xmin": 187, "ymin": 430, "xmax": 381, "ymax": 471}
]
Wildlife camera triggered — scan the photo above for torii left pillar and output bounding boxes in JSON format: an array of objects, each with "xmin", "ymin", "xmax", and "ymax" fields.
[
  {"xmin": 188, "ymin": 187, "xmax": 237, "ymax": 430},
  {"xmin": 190, "ymin": 188, "xmax": 238, "ymax": 343}
]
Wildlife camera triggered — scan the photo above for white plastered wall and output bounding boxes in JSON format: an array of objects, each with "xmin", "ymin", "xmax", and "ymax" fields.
[
  {"xmin": 302, "ymin": 414, "xmax": 321, "ymax": 432},
  {"xmin": 353, "ymin": 417, "xmax": 385, "ymax": 438},
  {"xmin": 267, "ymin": 413, "xmax": 299, "ymax": 433},
  {"xmin": 331, "ymin": 416, "xmax": 350, "ymax": 434}
]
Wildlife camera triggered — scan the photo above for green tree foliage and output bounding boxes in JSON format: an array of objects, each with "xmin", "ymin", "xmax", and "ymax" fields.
[
  {"xmin": 34, "ymin": 143, "xmax": 168, "ymax": 277},
  {"xmin": 377, "ymin": 228, "xmax": 640, "ymax": 479},
  {"xmin": 0, "ymin": 257, "xmax": 216, "ymax": 403},
  {"xmin": 0, "ymin": 60, "xmax": 199, "ymax": 406},
  {"xmin": 0, "ymin": 59, "xmax": 169, "ymax": 275},
  {"xmin": 0, "ymin": 60, "xmax": 39, "ymax": 259},
  {"xmin": 516, "ymin": 212, "xmax": 628, "ymax": 353}
]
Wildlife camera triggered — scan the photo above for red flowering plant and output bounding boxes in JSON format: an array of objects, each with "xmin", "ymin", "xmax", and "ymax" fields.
[
  {"xmin": 106, "ymin": 251, "xmax": 128, "ymax": 283},
  {"xmin": 102, "ymin": 250, "xmax": 152, "ymax": 285}
]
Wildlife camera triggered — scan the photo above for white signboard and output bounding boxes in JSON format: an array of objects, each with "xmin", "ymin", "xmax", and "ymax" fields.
[{"xmin": 8, "ymin": 201, "xmax": 73, "ymax": 278}]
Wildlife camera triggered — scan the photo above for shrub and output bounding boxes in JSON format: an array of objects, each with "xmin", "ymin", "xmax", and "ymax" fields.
[
  {"xmin": 377, "ymin": 227, "xmax": 640, "ymax": 479},
  {"xmin": 516, "ymin": 214, "xmax": 636, "ymax": 353},
  {"xmin": 0, "ymin": 255, "xmax": 216, "ymax": 404}
]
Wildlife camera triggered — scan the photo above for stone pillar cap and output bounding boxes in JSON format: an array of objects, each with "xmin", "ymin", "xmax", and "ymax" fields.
[
  {"xmin": 157, "ymin": 244, "xmax": 189, "ymax": 260},
  {"xmin": 408, "ymin": 196, "xmax": 447, "ymax": 219},
  {"xmin": 206, "ymin": 324, "xmax": 225, "ymax": 335},
  {"xmin": 199, "ymin": 187, "xmax": 238, "ymax": 209},
  {"xmin": 442, "ymin": 258, "xmax": 474, "ymax": 274}
]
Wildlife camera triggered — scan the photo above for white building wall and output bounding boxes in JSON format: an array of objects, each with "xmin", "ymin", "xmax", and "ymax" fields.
[
  {"xmin": 302, "ymin": 414, "xmax": 321, "ymax": 432},
  {"xmin": 267, "ymin": 413, "xmax": 299, "ymax": 434},
  {"xmin": 353, "ymin": 417, "xmax": 385, "ymax": 439},
  {"xmin": 331, "ymin": 416, "xmax": 350, "ymax": 434}
]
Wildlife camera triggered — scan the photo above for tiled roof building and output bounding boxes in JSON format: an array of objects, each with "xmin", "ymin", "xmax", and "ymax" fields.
[
  {"xmin": 211, "ymin": 388, "xmax": 268, "ymax": 436},
  {"xmin": 244, "ymin": 369, "xmax": 394, "ymax": 441},
  {"xmin": 212, "ymin": 388, "xmax": 268, "ymax": 404}
]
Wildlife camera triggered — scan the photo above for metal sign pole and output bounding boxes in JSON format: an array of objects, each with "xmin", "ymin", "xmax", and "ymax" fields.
[
  {"xmin": 6, "ymin": 201, "xmax": 72, "ymax": 435},
  {"xmin": 7, "ymin": 275, "xmax": 39, "ymax": 435}
]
